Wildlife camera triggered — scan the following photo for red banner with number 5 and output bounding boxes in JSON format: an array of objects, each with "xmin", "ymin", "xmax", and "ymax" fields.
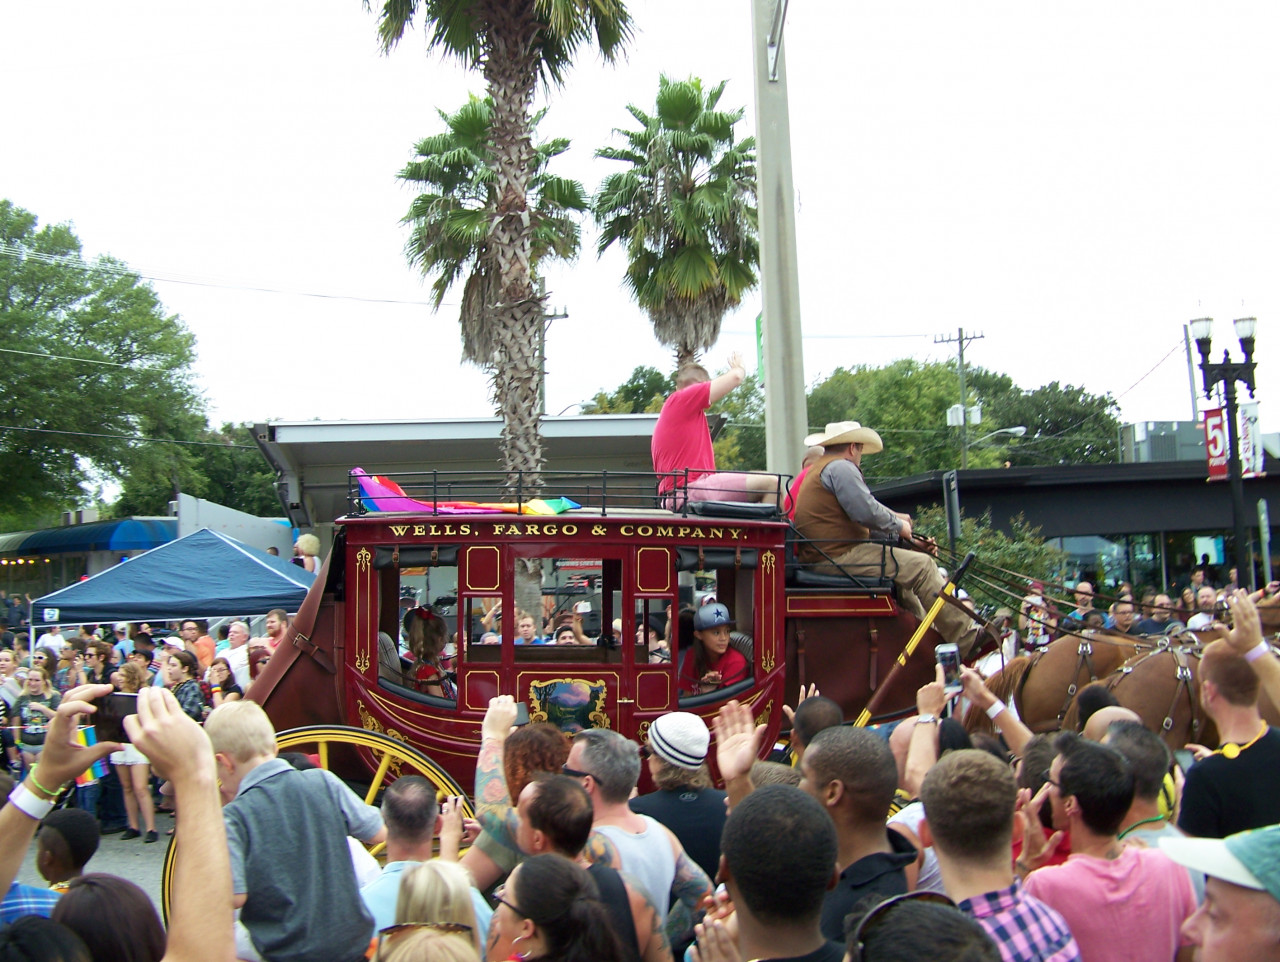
[{"xmin": 1204, "ymin": 408, "xmax": 1229, "ymax": 481}]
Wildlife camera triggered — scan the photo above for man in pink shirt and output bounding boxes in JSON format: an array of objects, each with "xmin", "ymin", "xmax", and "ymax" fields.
[
  {"xmin": 1021, "ymin": 733, "xmax": 1196, "ymax": 962},
  {"xmin": 651, "ymin": 351, "xmax": 778, "ymax": 508}
]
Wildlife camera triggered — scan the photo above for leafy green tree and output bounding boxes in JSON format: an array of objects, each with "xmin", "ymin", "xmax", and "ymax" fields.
[
  {"xmin": 913, "ymin": 504, "xmax": 1065, "ymax": 615},
  {"xmin": 0, "ymin": 200, "xmax": 201, "ymax": 526},
  {"xmin": 580, "ymin": 365, "xmax": 671, "ymax": 414},
  {"xmin": 110, "ymin": 422, "xmax": 279, "ymax": 518},
  {"xmin": 594, "ymin": 75, "xmax": 758, "ymax": 369},
  {"xmin": 807, "ymin": 360, "xmax": 1120, "ymax": 478},
  {"xmin": 372, "ymin": 0, "xmax": 631, "ymax": 488}
]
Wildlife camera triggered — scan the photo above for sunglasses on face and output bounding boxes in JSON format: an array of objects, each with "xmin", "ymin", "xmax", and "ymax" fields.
[{"xmin": 492, "ymin": 884, "xmax": 526, "ymax": 917}]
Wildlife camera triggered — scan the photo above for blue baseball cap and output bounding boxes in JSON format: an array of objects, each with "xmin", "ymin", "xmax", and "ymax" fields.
[{"xmin": 693, "ymin": 602, "xmax": 734, "ymax": 631}]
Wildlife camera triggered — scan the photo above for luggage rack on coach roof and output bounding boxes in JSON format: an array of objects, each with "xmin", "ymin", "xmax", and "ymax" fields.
[{"xmin": 346, "ymin": 468, "xmax": 790, "ymax": 519}]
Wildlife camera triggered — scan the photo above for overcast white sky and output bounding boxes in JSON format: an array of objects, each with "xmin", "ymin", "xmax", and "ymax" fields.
[{"xmin": 4, "ymin": 2, "xmax": 1278, "ymax": 441}]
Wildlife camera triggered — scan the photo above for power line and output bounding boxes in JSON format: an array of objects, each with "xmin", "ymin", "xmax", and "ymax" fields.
[
  {"xmin": 0, "ymin": 424, "xmax": 258, "ymax": 450},
  {"xmin": 0, "ymin": 242, "xmax": 438, "ymax": 307},
  {"xmin": 0, "ymin": 347, "xmax": 141, "ymax": 369}
]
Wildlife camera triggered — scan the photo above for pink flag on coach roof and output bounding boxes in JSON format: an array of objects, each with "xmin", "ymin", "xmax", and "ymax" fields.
[{"xmin": 1204, "ymin": 408, "xmax": 1229, "ymax": 482}]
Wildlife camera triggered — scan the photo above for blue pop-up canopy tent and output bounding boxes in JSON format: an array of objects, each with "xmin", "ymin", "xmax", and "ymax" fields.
[{"xmin": 31, "ymin": 528, "xmax": 316, "ymax": 625}]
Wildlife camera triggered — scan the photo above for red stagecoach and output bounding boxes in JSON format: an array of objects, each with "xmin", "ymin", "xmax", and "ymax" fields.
[{"xmin": 247, "ymin": 469, "xmax": 959, "ymax": 796}]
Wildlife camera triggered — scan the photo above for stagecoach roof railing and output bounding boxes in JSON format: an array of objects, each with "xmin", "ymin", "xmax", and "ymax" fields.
[{"xmin": 347, "ymin": 469, "xmax": 789, "ymax": 520}]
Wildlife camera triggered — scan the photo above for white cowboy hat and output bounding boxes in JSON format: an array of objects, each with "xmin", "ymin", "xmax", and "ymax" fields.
[{"xmin": 803, "ymin": 420, "xmax": 884, "ymax": 453}]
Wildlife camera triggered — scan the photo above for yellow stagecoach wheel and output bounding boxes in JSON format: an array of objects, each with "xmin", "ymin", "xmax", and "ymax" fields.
[{"xmin": 160, "ymin": 724, "xmax": 471, "ymax": 925}]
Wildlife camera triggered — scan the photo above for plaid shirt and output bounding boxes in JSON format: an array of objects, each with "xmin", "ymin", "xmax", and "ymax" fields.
[
  {"xmin": 2, "ymin": 881, "xmax": 61, "ymax": 924},
  {"xmin": 959, "ymin": 879, "xmax": 1081, "ymax": 962}
]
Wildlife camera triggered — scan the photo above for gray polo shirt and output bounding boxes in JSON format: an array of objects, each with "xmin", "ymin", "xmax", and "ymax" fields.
[{"xmin": 225, "ymin": 758, "xmax": 383, "ymax": 962}]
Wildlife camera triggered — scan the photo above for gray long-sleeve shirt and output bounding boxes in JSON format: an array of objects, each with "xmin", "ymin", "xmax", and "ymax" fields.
[{"xmin": 821, "ymin": 458, "xmax": 902, "ymax": 540}]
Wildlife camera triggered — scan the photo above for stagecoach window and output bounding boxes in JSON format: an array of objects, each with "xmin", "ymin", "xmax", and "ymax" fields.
[
  {"xmin": 374, "ymin": 551, "xmax": 462, "ymax": 704},
  {"xmin": 672, "ymin": 558, "xmax": 756, "ymax": 706},
  {"xmin": 512, "ymin": 556, "xmax": 617, "ymax": 658},
  {"xmin": 634, "ymin": 598, "xmax": 671, "ymax": 665}
]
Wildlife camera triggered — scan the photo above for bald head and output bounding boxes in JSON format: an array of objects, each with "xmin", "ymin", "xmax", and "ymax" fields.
[{"xmin": 1083, "ymin": 706, "xmax": 1141, "ymax": 742}]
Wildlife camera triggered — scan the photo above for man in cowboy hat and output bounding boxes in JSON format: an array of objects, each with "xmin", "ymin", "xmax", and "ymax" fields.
[{"xmin": 792, "ymin": 420, "xmax": 981, "ymax": 655}]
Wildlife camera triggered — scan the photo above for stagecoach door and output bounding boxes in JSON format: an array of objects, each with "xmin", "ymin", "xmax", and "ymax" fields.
[{"xmin": 506, "ymin": 546, "xmax": 632, "ymax": 736}]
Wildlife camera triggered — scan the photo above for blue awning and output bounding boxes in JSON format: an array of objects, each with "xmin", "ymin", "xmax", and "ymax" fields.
[{"xmin": 17, "ymin": 519, "xmax": 177, "ymax": 555}]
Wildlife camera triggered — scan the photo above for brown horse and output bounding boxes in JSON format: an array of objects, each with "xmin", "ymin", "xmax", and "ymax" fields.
[
  {"xmin": 965, "ymin": 631, "xmax": 1153, "ymax": 735},
  {"xmin": 1092, "ymin": 646, "xmax": 1280, "ymax": 751}
]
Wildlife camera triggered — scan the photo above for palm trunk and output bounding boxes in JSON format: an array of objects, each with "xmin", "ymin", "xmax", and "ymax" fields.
[{"xmin": 478, "ymin": 0, "xmax": 544, "ymax": 492}]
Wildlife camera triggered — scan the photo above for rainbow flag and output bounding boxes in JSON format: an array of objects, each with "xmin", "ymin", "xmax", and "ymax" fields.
[
  {"xmin": 352, "ymin": 468, "xmax": 580, "ymax": 516},
  {"xmin": 74, "ymin": 726, "xmax": 108, "ymax": 786}
]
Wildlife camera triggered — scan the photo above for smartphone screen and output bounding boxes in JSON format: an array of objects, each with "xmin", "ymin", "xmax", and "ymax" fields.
[
  {"xmin": 936, "ymin": 644, "xmax": 962, "ymax": 692},
  {"xmin": 94, "ymin": 692, "xmax": 138, "ymax": 744},
  {"xmin": 1173, "ymin": 748, "xmax": 1196, "ymax": 772}
]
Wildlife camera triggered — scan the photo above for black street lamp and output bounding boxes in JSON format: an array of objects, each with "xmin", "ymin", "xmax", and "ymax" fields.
[{"xmin": 1189, "ymin": 316, "xmax": 1258, "ymax": 589}]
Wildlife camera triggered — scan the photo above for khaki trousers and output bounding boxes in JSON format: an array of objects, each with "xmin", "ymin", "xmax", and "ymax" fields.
[{"xmin": 820, "ymin": 542, "xmax": 980, "ymax": 656}]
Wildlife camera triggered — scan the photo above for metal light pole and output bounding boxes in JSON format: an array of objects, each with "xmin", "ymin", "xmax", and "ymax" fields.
[{"xmin": 1189, "ymin": 316, "xmax": 1259, "ymax": 589}]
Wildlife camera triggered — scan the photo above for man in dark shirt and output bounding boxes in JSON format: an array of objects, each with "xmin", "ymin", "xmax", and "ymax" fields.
[
  {"xmin": 630, "ymin": 711, "xmax": 726, "ymax": 881},
  {"xmin": 1179, "ymin": 639, "xmax": 1280, "ymax": 838},
  {"xmin": 798, "ymin": 726, "xmax": 918, "ymax": 942},
  {"xmin": 1134, "ymin": 594, "xmax": 1181, "ymax": 635},
  {"xmin": 714, "ymin": 784, "xmax": 846, "ymax": 962}
]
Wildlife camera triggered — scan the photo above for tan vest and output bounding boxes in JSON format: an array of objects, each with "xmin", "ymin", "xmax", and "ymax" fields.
[{"xmin": 793, "ymin": 453, "xmax": 872, "ymax": 563}]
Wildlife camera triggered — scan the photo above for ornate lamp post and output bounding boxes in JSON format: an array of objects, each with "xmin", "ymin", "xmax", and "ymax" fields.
[{"xmin": 1189, "ymin": 316, "xmax": 1258, "ymax": 588}]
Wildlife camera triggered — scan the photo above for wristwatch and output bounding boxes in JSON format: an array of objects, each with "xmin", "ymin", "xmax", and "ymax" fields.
[{"xmin": 916, "ymin": 714, "xmax": 938, "ymax": 725}]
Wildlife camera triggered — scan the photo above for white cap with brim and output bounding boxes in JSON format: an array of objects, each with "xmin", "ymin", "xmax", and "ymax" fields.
[
  {"xmin": 1162, "ymin": 824, "xmax": 1280, "ymax": 902},
  {"xmin": 803, "ymin": 421, "xmax": 884, "ymax": 454}
]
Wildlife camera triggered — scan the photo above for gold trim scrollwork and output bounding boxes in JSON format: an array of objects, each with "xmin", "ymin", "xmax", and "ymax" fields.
[
  {"xmin": 636, "ymin": 720, "xmax": 652, "ymax": 744},
  {"xmin": 761, "ymin": 648, "xmax": 775, "ymax": 673},
  {"xmin": 356, "ymin": 547, "xmax": 372, "ymax": 573},
  {"xmin": 355, "ymin": 649, "xmax": 370, "ymax": 674},
  {"xmin": 358, "ymin": 699, "xmax": 382, "ymax": 734},
  {"xmin": 753, "ymin": 699, "xmax": 774, "ymax": 731},
  {"xmin": 761, "ymin": 550, "xmax": 776, "ymax": 574}
]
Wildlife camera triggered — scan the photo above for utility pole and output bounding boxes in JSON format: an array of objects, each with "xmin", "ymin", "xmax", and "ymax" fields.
[
  {"xmin": 752, "ymin": 0, "xmax": 807, "ymax": 473},
  {"xmin": 536, "ymin": 277, "xmax": 568, "ymax": 416},
  {"xmin": 935, "ymin": 327, "xmax": 984, "ymax": 468}
]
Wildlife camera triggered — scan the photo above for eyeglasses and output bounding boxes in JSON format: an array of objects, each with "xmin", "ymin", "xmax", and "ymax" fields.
[
  {"xmin": 638, "ymin": 744, "xmax": 653, "ymax": 760},
  {"xmin": 561, "ymin": 764, "xmax": 594, "ymax": 779},
  {"xmin": 376, "ymin": 922, "xmax": 471, "ymax": 954},
  {"xmin": 493, "ymin": 884, "xmax": 526, "ymax": 917},
  {"xmin": 1040, "ymin": 768, "xmax": 1061, "ymax": 789},
  {"xmin": 846, "ymin": 892, "xmax": 957, "ymax": 962}
]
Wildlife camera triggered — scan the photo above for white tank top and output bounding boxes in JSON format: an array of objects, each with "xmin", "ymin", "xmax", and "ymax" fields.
[{"xmin": 595, "ymin": 815, "xmax": 677, "ymax": 910}]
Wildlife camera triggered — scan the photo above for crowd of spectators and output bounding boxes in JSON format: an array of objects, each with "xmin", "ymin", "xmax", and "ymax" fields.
[{"xmin": 3, "ymin": 590, "xmax": 1280, "ymax": 961}]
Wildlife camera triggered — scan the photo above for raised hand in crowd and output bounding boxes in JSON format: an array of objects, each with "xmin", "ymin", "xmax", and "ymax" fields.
[
  {"xmin": 781, "ymin": 683, "xmax": 819, "ymax": 729},
  {"xmin": 958, "ymin": 666, "xmax": 1033, "ymax": 757},
  {"xmin": 1219, "ymin": 589, "xmax": 1280, "ymax": 712},
  {"xmin": 1015, "ymin": 783, "xmax": 1065, "ymax": 877},
  {"xmin": 713, "ymin": 699, "xmax": 767, "ymax": 809}
]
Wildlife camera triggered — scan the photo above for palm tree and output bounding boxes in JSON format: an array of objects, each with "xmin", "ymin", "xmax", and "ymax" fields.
[
  {"xmin": 398, "ymin": 95, "xmax": 587, "ymax": 367},
  {"xmin": 369, "ymin": 0, "xmax": 632, "ymax": 488},
  {"xmin": 594, "ymin": 75, "xmax": 759, "ymax": 371}
]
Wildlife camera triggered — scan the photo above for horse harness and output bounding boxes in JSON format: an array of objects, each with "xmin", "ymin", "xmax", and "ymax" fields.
[{"xmin": 1107, "ymin": 644, "xmax": 1204, "ymax": 741}]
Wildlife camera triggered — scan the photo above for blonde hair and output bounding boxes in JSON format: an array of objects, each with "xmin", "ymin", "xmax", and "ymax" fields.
[
  {"xmin": 296, "ymin": 533, "xmax": 320, "ymax": 557},
  {"xmin": 395, "ymin": 861, "xmax": 480, "ymax": 953},
  {"xmin": 676, "ymin": 362, "xmax": 711, "ymax": 390},
  {"xmin": 205, "ymin": 699, "xmax": 278, "ymax": 762},
  {"xmin": 117, "ymin": 662, "xmax": 147, "ymax": 694},
  {"xmin": 376, "ymin": 927, "xmax": 479, "ymax": 962}
]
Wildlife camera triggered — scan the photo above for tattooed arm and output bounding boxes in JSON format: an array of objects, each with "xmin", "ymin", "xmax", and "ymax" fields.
[
  {"xmin": 664, "ymin": 837, "xmax": 713, "ymax": 946},
  {"xmin": 623, "ymin": 873, "xmax": 674, "ymax": 962},
  {"xmin": 474, "ymin": 696, "xmax": 520, "ymax": 840}
]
